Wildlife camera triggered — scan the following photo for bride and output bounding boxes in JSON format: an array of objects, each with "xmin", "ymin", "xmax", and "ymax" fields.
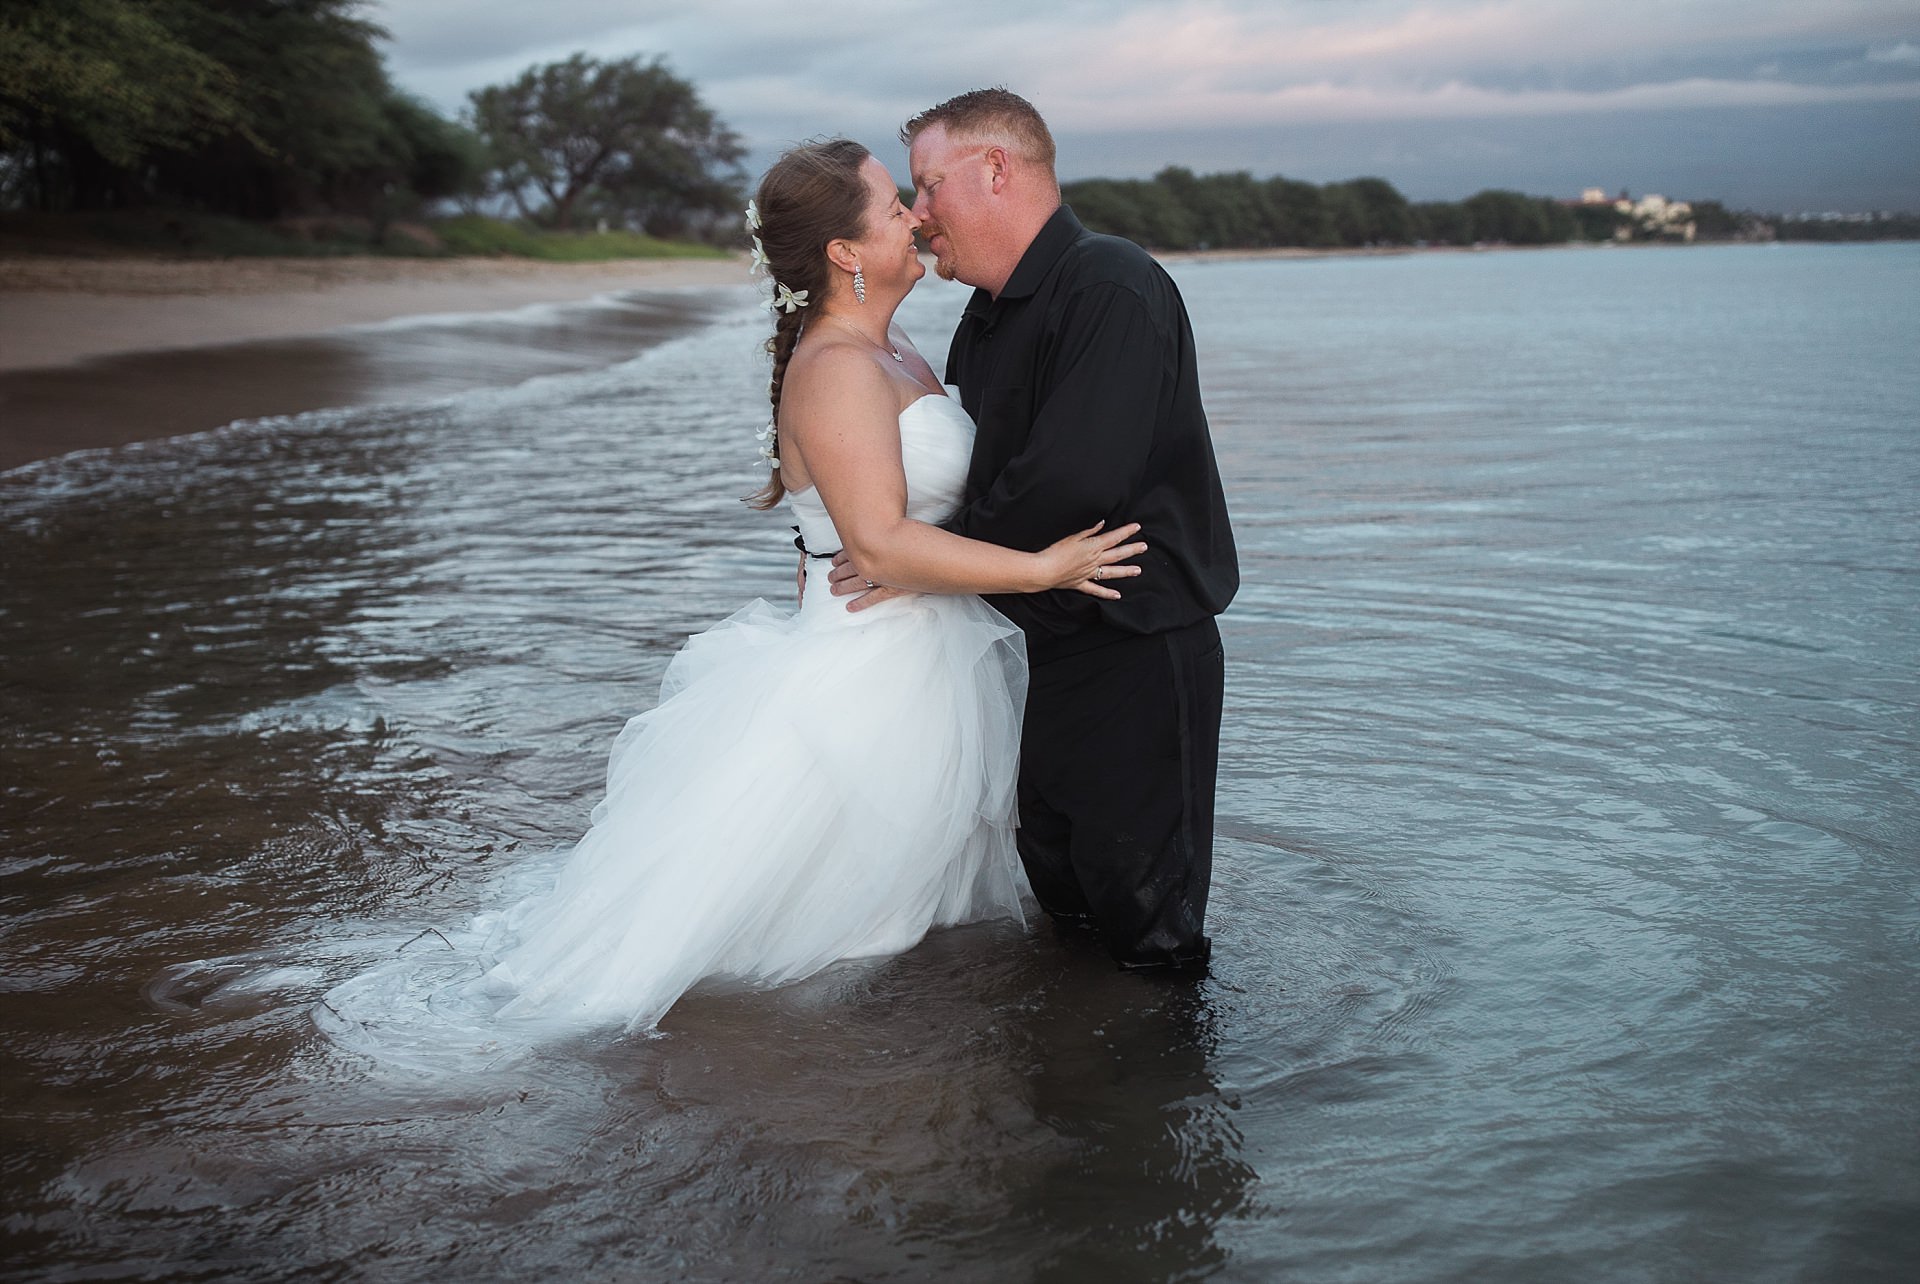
[{"xmin": 318, "ymin": 139, "xmax": 1144, "ymax": 1041}]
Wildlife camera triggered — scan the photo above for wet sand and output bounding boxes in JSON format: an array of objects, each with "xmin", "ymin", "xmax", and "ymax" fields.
[
  {"xmin": 0, "ymin": 256, "xmax": 754, "ymax": 472},
  {"xmin": 0, "ymin": 255, "xmax": 750, "ymax": 371}
]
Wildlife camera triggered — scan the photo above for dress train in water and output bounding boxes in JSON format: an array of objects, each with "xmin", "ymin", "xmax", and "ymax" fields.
[{"xmin": 316, "ymin": 393, "xmax": 1027, "ymax": 1049}]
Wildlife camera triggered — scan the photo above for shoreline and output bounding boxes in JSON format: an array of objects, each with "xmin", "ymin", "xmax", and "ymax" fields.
[
  {"xmin": 0, "ymin": 254, "xmax": 752, "ymax": 373},
  {"xmin": 0, "ymin": 238, "xmax": 1813, "ymax": 375},
  {"xmin": 0, "ymin": 256, "xmax": 755, "ymax": 472},
  {"xmin": 0, "ymin": 238, "xmax": 1868, "ymax": 473},
  {"xmin": 1150, "ymin": 238, "xmax": 1763, "ymax": 265}
]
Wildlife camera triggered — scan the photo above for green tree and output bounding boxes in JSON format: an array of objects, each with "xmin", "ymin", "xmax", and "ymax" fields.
[
  {"xmin": 468, "ymin": 53, "xmax": 743, "ymax": 233},
  {"xmin": 1147, "ymin": 166, "xmax": 1206, "ymax": 249},
  {"xmin": 1539, "ymin": 197, "xmax": 1576, "ymax": 242},
  {"xmin": 1064, "ymin": 175, "xmax": 1198, "ymax": 249},
  {"xmin": 0, "ymin": 0, "xmax": 245, "ymax": 209},
  {"xmin": 1688, "ymin": 200, "xmax": 1745, "ymax": 239},
  {"xmin": 1411, "ymin": 200, "xmax": 1470, "ymax": 245},
  {"xmin": 1131, "ymin": 178, "xmax": 1200, "ymax": 249},
  {"xmin": 1462, "ymin": 189, "xmax": 1572, "ymax": 244},
  {"xmin": 1568, "ymin": 201, "xmax": 1627, "ymax": 241},
  {"xmin": 1322, "ymin": 177, "xmax": 1414, "ymax": 245},
  {"xmin": 1, "ymin": 0, "xmax": 484, "ymax": 224},
  {"xmin": 1263, "ymin": 176, "xmax": 1329, "ymax": 246},
  {"xmin": 152, "ymin": 0, "xmax": 445, "ymax": 218},
  {"xmin": 354, "ymin": 92, "xmax": 488, "ymax": 237},
  {"xmin": 1318, "ymin": 181, "xmax": 1366, "ymax": 246},
  {"xmin": 1179, "ymin": 170, "xmax": 1274, "ymax": 248},
  {"xmin": 1061, "ymin": 177, "xmax": 1150, "ymax": 242}
]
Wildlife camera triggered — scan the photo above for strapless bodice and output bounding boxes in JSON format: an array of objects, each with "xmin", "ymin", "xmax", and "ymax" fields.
[{"xmin": 787, "ymin": 392, "xmax": 975, "ymax": 557}]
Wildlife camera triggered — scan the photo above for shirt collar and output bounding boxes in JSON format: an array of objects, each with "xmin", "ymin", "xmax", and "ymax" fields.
[{"xmin": 997, "ymin": 204, "xmax": 1084, "ymax": 300}]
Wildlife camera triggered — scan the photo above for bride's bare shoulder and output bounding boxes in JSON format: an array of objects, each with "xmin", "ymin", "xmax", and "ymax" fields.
[
  {"xmin": 782, "ymin": 340, "xmax": 898, "ymax": 423},
  {"xmin": 779, "ymin": 339, "xmax": 898, "ymax": 435},
  {"xmin": 787, "ymin": 331, "xmax": 874, "ymax": 379}
]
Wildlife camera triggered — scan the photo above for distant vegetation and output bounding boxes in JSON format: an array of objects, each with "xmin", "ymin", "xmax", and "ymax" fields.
[
  {"xmin": 1768, "ymin": 212, "xmax": 1920, "ymax": 242},
  {"xmin": 0, "ymin": 1, "xmax": 742, "ymax": 257},
  {"xmin": 1055, "ymin": 167, "xmax": 1871, "ymax": 250}
]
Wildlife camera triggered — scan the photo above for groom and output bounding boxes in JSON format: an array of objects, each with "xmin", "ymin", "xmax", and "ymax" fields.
[{"xmin": 837, "ymin": 89, "xmax": 1237, "ymax": 972}]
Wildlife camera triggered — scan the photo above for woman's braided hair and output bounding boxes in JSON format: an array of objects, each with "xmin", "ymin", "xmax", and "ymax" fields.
[{"xmin": 745, "ymin": 138, "xmax": 872, "ymax": 510}]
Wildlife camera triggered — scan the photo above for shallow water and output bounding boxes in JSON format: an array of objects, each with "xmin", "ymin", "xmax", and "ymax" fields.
[{"xmin": 2, "ymin": 244, "xmax": 1916, "ymax": 1281}]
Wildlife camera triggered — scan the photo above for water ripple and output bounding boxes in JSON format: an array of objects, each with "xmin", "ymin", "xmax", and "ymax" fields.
[{"xmin": 3, "ymin": 248, "xmax": 1917, "ymax": 1281}]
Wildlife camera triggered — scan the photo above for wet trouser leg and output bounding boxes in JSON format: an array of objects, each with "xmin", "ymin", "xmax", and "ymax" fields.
[{"xmin": 1015, "ymin": 617, "xmax": 1224, "ymax": 970}]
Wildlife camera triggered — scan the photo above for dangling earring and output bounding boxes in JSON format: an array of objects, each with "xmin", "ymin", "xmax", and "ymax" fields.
[{"xmin": 852, "ymin": 267, "xmax": 866, "ymax": 305}]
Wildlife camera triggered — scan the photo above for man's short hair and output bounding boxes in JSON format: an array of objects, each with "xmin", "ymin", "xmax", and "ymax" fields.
[{"xmin": 901, "ymin": 88, "xmax": 1057, "ymax": 175}]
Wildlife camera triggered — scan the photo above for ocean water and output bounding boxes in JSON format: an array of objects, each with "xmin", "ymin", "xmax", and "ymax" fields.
[{"xmin": 1, "ymin": 243, "xmax": 1915, "ymax": 1282}]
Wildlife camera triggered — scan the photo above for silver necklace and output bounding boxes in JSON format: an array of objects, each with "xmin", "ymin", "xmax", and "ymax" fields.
[{"xmin": 830, "ymin": 314, "xmax": 904, "ymax": 362}]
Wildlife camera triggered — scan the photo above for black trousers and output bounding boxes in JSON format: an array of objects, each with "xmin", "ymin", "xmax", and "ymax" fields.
[{"xmin": 1015, "ymin": 617, "xmax": 1224, "ymax": 970}]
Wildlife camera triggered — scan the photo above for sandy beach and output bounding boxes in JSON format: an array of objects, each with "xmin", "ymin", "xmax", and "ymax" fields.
[
  {"xmin": 0, "ymin": 254, "xmax": 755, "ymax": 471},
  {"xmin": 0, "ymin": 254, "xmax": 750, "ymax": 373}
]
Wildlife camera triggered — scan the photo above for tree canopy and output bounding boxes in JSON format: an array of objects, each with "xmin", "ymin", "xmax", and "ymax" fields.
[
  {"xmin": 467, "ymin": 54, "xmax": 744, "ymax": 235},
  {"xmin": 0, "ymin": 7, "xmax": 745, "ymax": 245},
  {"xmin": 1057, "ymin": 169, "xmax": 1716, "ymax": 250},
  {"xmin": 0, "ymin": 0, "xmax": 245, "ymax": 173},
  {"xmin": 0, "ymin": 0, "xmax": 484, "ymax": 220}
]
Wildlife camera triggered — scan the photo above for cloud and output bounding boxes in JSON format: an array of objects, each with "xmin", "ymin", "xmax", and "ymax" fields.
[
  {"xmin": 1039, "ymin": 74, "xmax": 1920, "ymax": 134},
  {"xmin": 374, "ymin": 0, "xmax": 676, "ymax": 68},
  {"xmin": 368, "ymin": 0, "xmax": 1920, "ymax": 206},
  {"xmin": 375, "ymin": 0, "xmax": 1920, "ymax": 126},
  {"xmin": 1062, "ymin": 99, "xmax": 1920, "ymax": 210}
]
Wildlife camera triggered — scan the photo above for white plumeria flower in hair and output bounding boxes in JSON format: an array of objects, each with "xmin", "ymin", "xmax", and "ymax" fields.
[
  {"xmin": 749, "ymin": 236, "xmax": 769, "ymax": 275},
  {"xmin": 744, "ymin": 199, "xmax": 762, "ymax": 232},
  {"xmin": 772, "ymin": 283, "xmax": 808, "ymax": 313}
]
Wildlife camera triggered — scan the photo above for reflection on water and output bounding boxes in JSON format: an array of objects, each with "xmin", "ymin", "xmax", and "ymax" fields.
[{"xmin": 3, "ymin": 247, "xmax": 1917, "ymax": 1281}]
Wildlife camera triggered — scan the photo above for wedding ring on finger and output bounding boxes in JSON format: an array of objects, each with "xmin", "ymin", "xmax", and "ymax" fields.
[
  {"xmin": 864, "ymin": 579, "xmax": 876, "ymax": 589},
  {"xmin": 1094, "ymin": 567, "xmax": 1105, "ymax": 581}
]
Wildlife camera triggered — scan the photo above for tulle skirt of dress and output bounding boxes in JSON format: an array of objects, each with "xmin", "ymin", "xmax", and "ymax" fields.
[{"xmin": 319, "ymin": 581, "xmax": 1028, "ymax": 1050}]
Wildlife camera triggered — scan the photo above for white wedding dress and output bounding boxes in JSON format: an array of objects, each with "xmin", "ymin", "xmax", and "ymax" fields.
[{"xmin": 318, "ymin": 392, "xmax": 1028, "ymax": 1047}]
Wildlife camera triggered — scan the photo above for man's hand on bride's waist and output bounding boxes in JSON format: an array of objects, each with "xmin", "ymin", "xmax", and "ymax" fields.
[{"xmin": 827, "ymin": 551, "xmax": 909, "ymax": 612}]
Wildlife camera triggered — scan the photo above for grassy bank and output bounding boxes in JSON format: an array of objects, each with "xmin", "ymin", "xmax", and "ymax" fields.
[
  {"xmin": 429, "ymin": 215, "xmax": 724, "ymax": 260},
  {"xmin": 0, "ymin": 210, "xmax": 730, "ymax": 262}
]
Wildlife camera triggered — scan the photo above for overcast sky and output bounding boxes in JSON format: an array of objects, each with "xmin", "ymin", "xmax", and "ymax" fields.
[{"xmin": 375, "ymin": 1, "xmax": 1920, "ymax": 212}]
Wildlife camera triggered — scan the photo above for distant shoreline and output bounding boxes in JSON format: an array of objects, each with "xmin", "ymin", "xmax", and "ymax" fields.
[
  {"xmin": 1150, "ymin": 238, "xmax": 1781, "ymax": 265},
  {"xmin": 7, "ymin": 238, "xmax": 1906, "ymax": 376},
  {"xmin": 3, "ymin": 238, "xmax": 1909, "ymax": 472}
]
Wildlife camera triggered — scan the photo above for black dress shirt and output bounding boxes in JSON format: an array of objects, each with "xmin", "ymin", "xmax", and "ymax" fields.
[{"xmin": 945, "ymin": 206, "xmax": 1238, "ymax": 660}]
